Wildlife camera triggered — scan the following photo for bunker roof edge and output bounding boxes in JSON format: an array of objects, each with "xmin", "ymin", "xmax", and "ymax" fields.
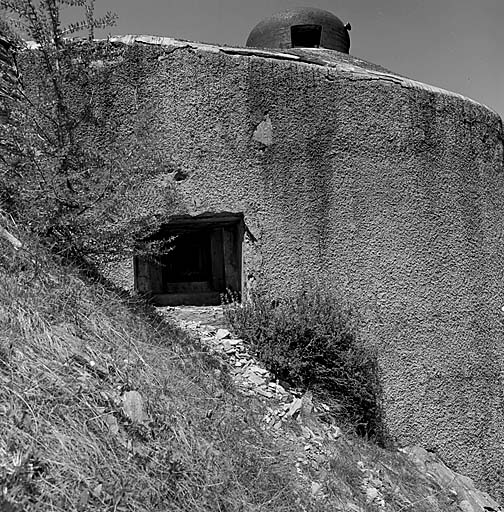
[
  {"xmin": 21, "ymin": 34, "xmax": 503, "ymax": 133},
  {"xmin": 111, "ymin": 35, "xmax": 503, "ymax": 125}
]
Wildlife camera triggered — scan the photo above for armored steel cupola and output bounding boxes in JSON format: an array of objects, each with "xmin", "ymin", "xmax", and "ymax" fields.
[{"xmin": 246, "ymin": 7, "xmax": 351, "ymax": 53}]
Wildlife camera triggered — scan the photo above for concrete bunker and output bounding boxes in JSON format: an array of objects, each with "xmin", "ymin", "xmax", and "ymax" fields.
[
  {"xmin": 25, "ymin": 25, "xmax": 501, "ymax": 498},
  {"xmin": 134, "ymin": 214, "xmax": 244, "ymax": 306}
]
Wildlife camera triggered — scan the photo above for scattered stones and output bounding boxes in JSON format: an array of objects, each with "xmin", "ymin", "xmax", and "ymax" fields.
[
  {"xmin": 103, "ymin": 413, "xmax": 119, "ymax": 435},
  {"xmin": 249, "ymin": 365, "xmax": 268, "ymax": 375},
  {"xmin": 459, "ymin": 500, "xmax": 475, "ymax": 512},
  {"xmin": 220, "ymin": 340, "xmax": 235, "ymax": 353},
  {"xmin": 329, "ymin": 425, "xmax": 342, "ymax": 440},
  {"xmin": 402, "ymin": 446, "xmax": 504, "ymax": 512},
  {"xmin": 366, "ymin": 487, "xmax": 380, "ymax": 503},
  {"xmin": 286, "ymin": 397, "xmax": 303, "ymax": 418},
  {"xmin": 157, "ymin": 306, "xmax": 292, "ymax": 409},
  {"xmin": 243, "ymin": 369, "xmax": 266, "ymax": 386},
  {"xmin": 256, "ymin": 388, "xmax": 275, "ymax": 398},
  {"xmin": 311, "ymin": 481, "xmax": 323, "ymax": 496}
]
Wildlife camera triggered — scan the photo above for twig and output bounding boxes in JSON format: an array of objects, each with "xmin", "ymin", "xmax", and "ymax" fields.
[{"xmin": 0, "ymin": 223, "xmax": 22, "ymax": 250}]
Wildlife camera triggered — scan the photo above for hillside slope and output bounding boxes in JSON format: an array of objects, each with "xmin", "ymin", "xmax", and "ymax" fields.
[{"xmin": 0, "ymin": 217, "xmax": 501, "ymax": 512}]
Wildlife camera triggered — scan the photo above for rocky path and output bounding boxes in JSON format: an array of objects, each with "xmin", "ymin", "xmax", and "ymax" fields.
[{"xmin": 156, "ymin": 305, "xmax": 318, "ymax": 426}]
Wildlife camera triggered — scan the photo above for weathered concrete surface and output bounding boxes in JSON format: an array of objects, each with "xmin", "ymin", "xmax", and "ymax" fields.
[{"xmin": 19, "ymin": 37, "xmax": 504, "ymax": 500}]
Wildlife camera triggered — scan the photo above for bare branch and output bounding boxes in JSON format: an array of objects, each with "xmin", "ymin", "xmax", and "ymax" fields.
[{"xmin": 0, "ymin": 217, "xmax": 22, "ymax": 249}]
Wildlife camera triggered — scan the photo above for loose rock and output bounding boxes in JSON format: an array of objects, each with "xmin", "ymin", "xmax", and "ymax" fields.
[
  {"xmin": 122, "ymin": 390, "xmax": 147, "ymax": 424},
  {"xmin": 215, "ymin": 328, "xmax": 231, "ymax": 340}
]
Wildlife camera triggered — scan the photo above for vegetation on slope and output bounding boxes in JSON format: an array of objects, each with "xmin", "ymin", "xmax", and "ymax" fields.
[
  {"xmin": 0, "ymin": 0, "xmax": 170, "ymax": 264},
  {"xmin": 0, "ymin": 221, "xmax": 317, "ymax": 511},
  {"xmin": 223, "ymin": 287, "xmax": 383, "ymax": 442},
  {"xmin": 0, "ymin": 216, "xmax": 479, "ymax": 512}
]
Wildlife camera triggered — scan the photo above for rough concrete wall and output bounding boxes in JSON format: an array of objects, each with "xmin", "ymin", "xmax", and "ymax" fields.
[
  {"xmin": 20, "ymin": 42, "xmax": 504, "ymax": 499},
  {"xmin": 146, "ymin": 48, "xmax": 504, "ymax": 499},
  {"xmin": 246, "ymin": 61, "xmax": 504, "ymax": 498}
]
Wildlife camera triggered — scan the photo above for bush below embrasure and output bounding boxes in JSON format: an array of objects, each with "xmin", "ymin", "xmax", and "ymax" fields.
[{"xmin": 223, "ymin": 287, "xmax": 385, "ymax": 442}]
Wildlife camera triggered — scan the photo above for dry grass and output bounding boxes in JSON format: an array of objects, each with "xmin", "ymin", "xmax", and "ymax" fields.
[
  {"xmin": 0, "ymin": 232, "xmax": 316, "ymax": 511},
  {"xmin": 0, "ymin": 219, "xmax": 464, "ymax": 512}
]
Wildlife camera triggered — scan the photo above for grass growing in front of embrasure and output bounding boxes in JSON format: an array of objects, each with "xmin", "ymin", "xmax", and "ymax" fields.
[
  {"xmin": 0, "ymin": 229, "xmax": 321, "ymax": 511},
  {"xmin": 222, "ymin": 287, "xmax": 384, "ymax": 442}
]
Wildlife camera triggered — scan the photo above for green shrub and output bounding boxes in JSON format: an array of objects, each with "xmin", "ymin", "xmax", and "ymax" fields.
[{"xmin": 223, "ymin": 286, "xmax": 384, "ymax": 442}]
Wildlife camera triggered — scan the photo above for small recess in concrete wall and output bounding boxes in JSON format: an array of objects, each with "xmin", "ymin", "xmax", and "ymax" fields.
[
  {"xmin": 173, "ymin": 169, "xmax": 189, "ymax": 181},
  {"xmin": 291, "ymin": 24, "xmax": 322, "ymax": 48}
]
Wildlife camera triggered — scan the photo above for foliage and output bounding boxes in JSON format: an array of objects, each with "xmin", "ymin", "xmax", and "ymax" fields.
[
  {"xmin": 223, "ymin": 286, "xmax": 385, "ymax": 441},
  {"xmin": 0, "ymin": 1, "xmax": 115, "ymax": 258},
  {"xmin": 0, "ymin": 1, "xmax": 175, "ymax": 262}
]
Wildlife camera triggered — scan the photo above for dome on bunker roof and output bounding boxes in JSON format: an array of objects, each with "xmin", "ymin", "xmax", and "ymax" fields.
[{"xmin": 246, "ymin": 7, "xmax": 351, "ymax": 53}]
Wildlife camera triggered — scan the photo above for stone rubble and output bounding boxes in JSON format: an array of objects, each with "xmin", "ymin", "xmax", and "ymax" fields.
[
  {"xmin": 402, "ymin": 446, "xmax": 503, "ymax": 512},
  {"xmin": 160, "ymin": 310, "xmax": 296, "ymax": 406},
  {"xmin": 121, "ymin": 390, "xmax": 148, "ymax": 425},
  {"xmin": 157, "ymin": 305, "xmax": 504, "ymax": 512}
]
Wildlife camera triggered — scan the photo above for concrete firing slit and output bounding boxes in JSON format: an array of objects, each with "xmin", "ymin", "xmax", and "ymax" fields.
[{"xmin": 134, "ymin": 214, "xmax": 244, "ymax": 306}]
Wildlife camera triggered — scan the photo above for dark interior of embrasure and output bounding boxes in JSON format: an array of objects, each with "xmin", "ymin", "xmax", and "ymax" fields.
[{"xmin": 134, "ymin": 214, "xmax": 243, "ymax": 306}]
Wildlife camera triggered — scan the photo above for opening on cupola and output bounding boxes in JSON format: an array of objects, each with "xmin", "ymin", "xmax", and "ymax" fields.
[
  {"xmin": 134, "ymin": 214, "xmax": 244, "ymax": 306},
  {"xmin": 290, "ymin": 24, "xmax": 322, "ymax": 48}
]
